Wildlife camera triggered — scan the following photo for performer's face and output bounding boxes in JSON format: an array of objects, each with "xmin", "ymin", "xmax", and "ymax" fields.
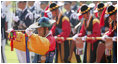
[
  {"xmin": 37, "ymin": 27, "xmax": 49, "ymax": 37},
  {"xmin": 51, "ymin": 9, "xmax": 58, "ymax": 17},
  {"xmin": 28, "ymin": 1, "xmax": 34, "ymax": 7},
  {"xmin": 64, "ymin": 3, "xmax": 71, "ymax": 11},
  {"xmin": 18, "ymin": 2, "xmax": 26, "ymax": 10},
  {"xmin": 109, "ymin": 13, "xmax": 117, "ymax": 21},
  {"xmin": 40, "ymin": 3, "xmax": 47, "ymax": 10},
  {"xmin": 83, "ymin": 12, "xmax": 90, "ymax": 20}
]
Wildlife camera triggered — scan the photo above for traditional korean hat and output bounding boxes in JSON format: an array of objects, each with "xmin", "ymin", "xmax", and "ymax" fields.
[
  {"xmin": 49, "ymin": 3, "xmax": 59, "ymax": 11},
  {"xmin": 97, "ymin": 3, "xmax": 105, "ymax": 11},
  {"xmin": 28, "ymin": 17, "xmax": 55, "ymax": 29},
  {"xmin": 94, "ymin": 3, "xmax": 105, "ymax": 13},
  {"xmin": 106, "ymin": 5, "xmax": 117, "ymax": 16},
  {"xmin": 79, "ymin": 4, "xmax": 91, "ymax": 15}
]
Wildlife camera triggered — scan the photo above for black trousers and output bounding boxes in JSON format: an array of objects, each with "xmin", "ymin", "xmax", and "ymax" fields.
[
  {"xmin": 55, "ymin": 40, "xmax": 70, "ymax": 63},
  {"xmin": 83, "ymin": 41, "xmax": 99, "ymax": 63},
  {"xmin": 73, "ymin": 46, "xmax": 82, "ymax": 63}
]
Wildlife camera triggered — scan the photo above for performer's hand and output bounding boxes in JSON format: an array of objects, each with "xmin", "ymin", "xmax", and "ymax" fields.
[
  {"xmin": 54, "ymin": 36, "xmax": 64, "ymax": 43},
  {"xmin": 102, "ymin": 35, "xmax": 109, "ymax": 41},
  {"xmin": 82, "ymin": 36, "xmax": 87, "ymax": 41},
  {"xmin": 54, "ymin": 36, "xmax": 57, "ymax": 39},
  {"xmin": 34, "ymin": 13, "xmax": 40, "ymax": 19},
  {"xmin": 70, "ymin": 12, "xmax": 78, "ymax": 19},
  {"xmin": 1, "ymin": 13, "xmax": 6, "ymax": 18},
  {"xmin": 25, "ymin": 28, "xmax": 33, "ymax": 36},
  {"xmin": 72, "ymin": 28, "xmax": 76, "ymax": 34},
  {"xmin": 7, "ymin": 28, "xmax": 14, "ymax": 33},
  {"xmin": 72, "ymin": 34, "xmax": 78, "ymax": 41},
  {"xmin": 13, "ymin": 16, "xmax": 19, "ymax": 22},
  {"xmin": 112, "ymin": 37, "xmax": 117, "ymax": 41}
]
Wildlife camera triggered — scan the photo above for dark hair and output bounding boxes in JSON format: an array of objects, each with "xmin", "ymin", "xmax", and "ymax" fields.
[
  {"xmin": 19, "ymin": 1, "xmax": 27, "ymax": 3},
  {"xmin": 40, "ymin": 1, "xmax": 48, "ymax": 5},
  {"xmin": 64, "ymin": 1, "xmax": 72, "ymax": 5}
]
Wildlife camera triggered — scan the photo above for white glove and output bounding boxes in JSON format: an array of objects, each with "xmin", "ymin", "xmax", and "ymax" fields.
[
  {"xmin": 25, "ymin": 28, "xmax": 33, "ymax": 36},
  {"xmin": 72, "ymin": 28, "xmax": 76, "ymax": 34},
  {"xmin": 82, "ymin": 36, "xmax": 87, "ymax": 41},
  {"xmin": 34, "ymin": 14, "xmax": 40, "ymax": 19},
  {"xmin": 112, "ymin": 37, "xmax": 117, "ymax": 41},
  {"xmin": 1, "ymin": 13, "xmax": 6, "ymax": 18},
  {"xmin": 102, "ymin": 35, "xmax": 109, "ymax": 41},
  {"xmin": 7, "ymin": 28, "xmax": 14, "ymax": 33},
  {"xmin": 13, "ymin": 16, "xmax": 19, "ymax": 22},
  {"xmin": 70, "ymin": 13, "xmax": 77, "ymax": 20},
  {"xmin": 54, "ymin": 36, "xmax": 58, "ymax": 39},
  {"xmin": 25, "ymin": 12, "xmax": 33, "ymax": 20},
  {"xmin": 22, "ymin": 22, "xmax": 27, "ymax": 28},
  {"xmin": 72, "ymin": 34, "xmax": 78, "ymax": 41},
  {"xmin": 47, "ymin": 11, "xmax": 52, "ymax": 19}
]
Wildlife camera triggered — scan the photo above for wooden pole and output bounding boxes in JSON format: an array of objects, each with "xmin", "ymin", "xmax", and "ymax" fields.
[{"xmin": 56, "ymin": 37, "xmax": 117, "ymax": 41}]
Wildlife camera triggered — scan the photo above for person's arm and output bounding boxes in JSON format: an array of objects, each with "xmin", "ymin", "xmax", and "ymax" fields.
[
  {"xmin": 78, "ymin": 23, "xmax": 86, "ymax": 37},
  {"xmin": 28, "ymin": 34, "xmax": 50, "ymax": 55},
  {"xmin": 51, "ymin": 23, "xmax": 56, "ymax": 36},
  {"xmin": 105, "ymin": 27, "xmax": 114, "ymax": 37},
  {"xmin": 57, "ymin": 16, "xmax": 71, "ymax": 40},
  {"xmin": 12, "ymin": 30, "xmax": 50, "ymax": 55}
]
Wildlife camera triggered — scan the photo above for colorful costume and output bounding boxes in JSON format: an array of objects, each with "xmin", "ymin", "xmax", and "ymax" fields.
[
  {"xmin": 12, "ymin": 32, "xmax": 50, "ymax": 55},
  {"xmin": 77, "ymin": 16, "xmax": 101, "ymax": 63},
  {"xmin": 51, "ymin": 14, "xmax": 71, "ymax": 62}
]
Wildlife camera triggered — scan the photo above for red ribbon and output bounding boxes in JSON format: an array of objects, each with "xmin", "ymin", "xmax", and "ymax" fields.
[
  {"xmin": 87, "ymin": 37, "xmax": 97, "ymax": 51},
  {"xmin": 25, "ymin": 33, "xmax": 28, "ymax": 37},
  {"xmin": 11, "ymin": 39, "xmax": 13, "ymax": 51},
  {"xmin": 10, "ymin": 31, "xmax": 16, "ymax": 51}
]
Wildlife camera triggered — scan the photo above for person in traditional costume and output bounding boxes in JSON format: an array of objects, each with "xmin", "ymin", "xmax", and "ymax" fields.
[
  {"xmin": 7, "ymin": 17, "xmax": 55, "ymax": 63},
  {"xmin": 72, "ymin": 4, "xmax": 101, "ymax": 63},
  {"xmin": 49, "ymin": 3, "xmax": 71, "ymax": 63},
  {"xmin": 102, "ymin": 5, "xmax": 117, "ymax": 63}
]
